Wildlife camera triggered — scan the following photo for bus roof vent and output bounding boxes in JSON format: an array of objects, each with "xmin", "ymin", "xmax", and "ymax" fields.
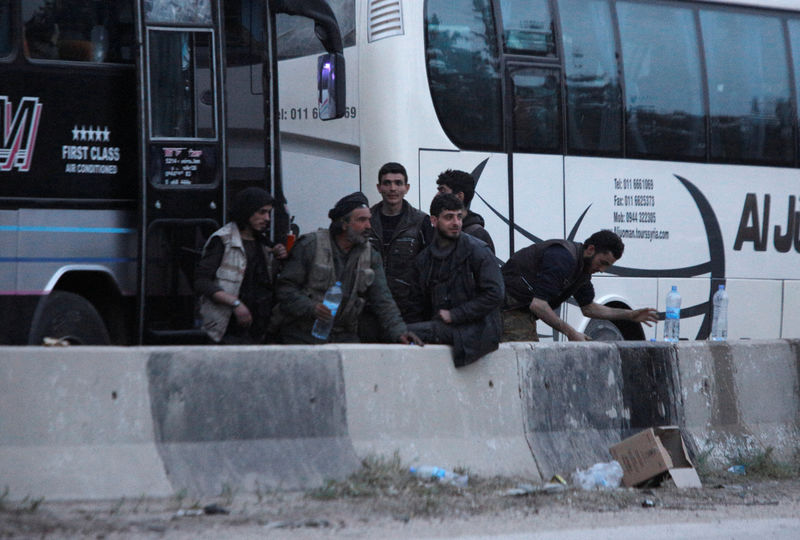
[{"xmin": 368, "ymin": 0, "xmax": 404, "ymax": 42}]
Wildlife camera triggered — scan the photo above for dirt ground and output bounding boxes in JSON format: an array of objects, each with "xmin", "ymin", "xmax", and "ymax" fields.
[{"xmin": 3, "ymin": 463, "xmax": 800, "ymax": 539}]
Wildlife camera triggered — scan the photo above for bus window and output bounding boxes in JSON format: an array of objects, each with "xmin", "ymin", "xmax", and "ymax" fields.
[
  {"xmin": 558, "ymin": 0, "xmax": 622, "ymax": 155},
  {"xmin": 425, "ymin": 0, "xmax": 502, "ymax": 151},
  {"xmin": 789, "ymin": 20, "xmax": 800, "ymax": 164},
  {"xmin": 511, "ymin": 67, "xmax": 561, "ymax": 153},
  {"xmin": 0, "ymin": 0, "xmax": 10, "ymax": 58},
  {"xmin": 617, "ymin": 2, "xmax": 705, "ymax": 160},
  {"xmin": 701, "ymin": 10, "xmax": 792, "ymax": 165},
  {"xmin": 500, "ymin": 0, "xmax": 555, "ymax": 57},
  {"xmin": 23, "ymin": 0, "xmax": 134, "ymax": 63},
  {"xmin": 148, "ymin": 30, "xmax": 215, "ymax": 140}
]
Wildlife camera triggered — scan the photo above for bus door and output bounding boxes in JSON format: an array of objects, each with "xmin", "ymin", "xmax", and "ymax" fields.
[{"xmin": 135, "ymin": 0, "xmax": 226, "ymax": 343}]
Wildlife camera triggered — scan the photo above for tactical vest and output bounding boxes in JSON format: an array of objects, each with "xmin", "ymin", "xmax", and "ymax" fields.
[
  {"xmin": 305, "ymin": 229, "xmax": 374, "ymax": 331},
  {"xmin": 199, "ymin": 222, "xmax": 272, "ymax": 342},
  {"xmin": 503, "ymin": 239, "xmax": 586, "ymax": 310}
]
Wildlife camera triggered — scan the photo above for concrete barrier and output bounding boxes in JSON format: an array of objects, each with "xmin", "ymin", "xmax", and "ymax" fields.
[
  {"xmin": 339, "ymin": 344, "xmax": 540, "ymax": 480},
  {"xmin": 1, "ymin": 340, "xmax": 798, "ymax": 501},
  {"xmin": 0, "ymin": 347, "xmax": 172, "ymax": 500}
]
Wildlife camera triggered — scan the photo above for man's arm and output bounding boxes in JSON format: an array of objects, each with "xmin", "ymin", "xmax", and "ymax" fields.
[
  {"xmin": 529, "ymin": 297, "xmax": 588, "ymax": 341},
  {"xmin": 274, "ymin": 235, "xmax": 318, "ymax": 319},
  {"xmin": 366, "ymin": 248, "xmax": 409, "ymax": 341},
  {"xmin": 580, "ymin": 303, "xmax": 658, "ymax": 325}
]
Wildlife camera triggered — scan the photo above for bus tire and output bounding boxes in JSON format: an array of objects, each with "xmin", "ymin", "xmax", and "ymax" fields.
[
  {"xmin": 28, "ymin": 291, "xmax": 111, "ymax": 345},
  {"xmin": 584, "ymin": 319, "xmax": 624, "ymax": 341}
]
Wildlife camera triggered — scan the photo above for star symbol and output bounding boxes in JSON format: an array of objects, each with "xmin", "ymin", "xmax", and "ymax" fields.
[{"xmin": 72, "ymin": 125, "xmax": 80, "ymax": 141}]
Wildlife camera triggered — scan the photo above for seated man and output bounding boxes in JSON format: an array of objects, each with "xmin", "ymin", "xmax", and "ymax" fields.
[
  {"xmin": 502, "ymin": 229, "xmax": 658, "ymax": 341},
  {"xmin": 406, "ymin": 193, "xmax": 504, "ymax": 366},
  {"xmin": 273, "ymin": 191, "xmax": 421, "ymax": 345}
]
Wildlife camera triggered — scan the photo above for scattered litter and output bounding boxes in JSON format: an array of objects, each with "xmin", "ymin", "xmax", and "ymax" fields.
[
  {"xmin": 174, "ymin": 509, "xmax": 204, "ymax": 517},
  {"xmin": 502, "ymin": 481, "xmax": 567, "ymax": 497},
  {"xmin": 409, "ymin": 466, "xmax": 468, "ymax": 487},
  {"xmin": 264, "ymin": 518, "xmax": 331, "ymax": 529},
  {"xmin": 573, "ymin": 461, "xmax": 623, "ymax": 490},
  {"xmin": 203, "ymin": 503, "xmax": 229, "ymax": 515},
  {"xmin": 727, "ymin": 465, "xmax": 746, "ymax": 475},
  {"xmin": 642, "ymin": 499, "xmax": 655, "ymax": 508},
  {"xmin": 610, "ymin": 427, "xmax": 702, "ymax": 488},
  {"xmin": 42, "ymin": 337, "xmax": 70, "ymax": 346},
  {"xmin": 173, "ymin": 504, "xmax": 230, "ymax": 518}
]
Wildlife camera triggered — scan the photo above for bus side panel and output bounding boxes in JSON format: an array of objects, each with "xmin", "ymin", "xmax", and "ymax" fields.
[{"xmin": 1, "ymin": 64, "xmax": 137, "ymax": 200}]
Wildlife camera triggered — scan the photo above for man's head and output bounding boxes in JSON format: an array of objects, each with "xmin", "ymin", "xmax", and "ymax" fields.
[
  {"xmin": 583, "ymin": 230, "xmax": 624, "ymax": 274},
  {"xmin": 377, "ymin": 162, "xmax": 410, "ymax": 207},
  {"xmin": 231, "ymin": 187, "xmax": 274, "ymax": 233},
  {"xmin": 436, "ymin": 169, "xmax": 475, "ymax": 208},
  {"xmin": 329, "ymin": 191, "xmax": 372, "ymax": 245},
  {"xmin": 429, "ymin": 193, "xmax": 465, "ymax": 240}
]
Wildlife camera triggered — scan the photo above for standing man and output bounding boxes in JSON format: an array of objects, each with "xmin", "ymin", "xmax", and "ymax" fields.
[
  {"xmin": 502, "ymin": 229, "xmax": 658, "ymax": 342},
  {"xmin": 406, "ymin": 193, "xmax": 504, "ymax": 366},
  {"xmin": 361, "ymin": 162, "xmax": 432, "ymax": 340},
  {"xmin": 195, "ymin": 187, "xmax": 288, "ymax": 344},
  {"xmin": 435, "ymin": 169, "xmax": 495, "ymax": 254},
  {"xmin": 273, "ymin": 191, "xmax": 422, "ymax": 345}
]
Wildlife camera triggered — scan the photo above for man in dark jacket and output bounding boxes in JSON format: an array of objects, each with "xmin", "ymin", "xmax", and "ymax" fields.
[
  {"xmin": 436, "ymin": 169, "xmax": 495, "ymax": 254},
  {"xmin": 360, "ymin": 162, "xmax": 433, "ymax": 341},
  {"xmin": 406, "ymin": 193, "xmax": 504, "ymax": 366},
  {"xmin": 273, "ymin": 191, "xmax": 422, "ymax": 345},
  {"xmin": 502, "ymin": 230, "xmax": 658, "ymax": 341}
]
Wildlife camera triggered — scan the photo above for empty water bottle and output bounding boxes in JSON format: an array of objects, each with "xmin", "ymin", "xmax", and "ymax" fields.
[
  {"xmin": 573, "ymin": 461, "xmax": 623, "ymax": 490},
  {"xmin": 664, "ymin": 285, "xmax": 681, "ymax": 342},
  {"xmin": 711, "ymin": 284, "xmax": 728, "ymax": 341},
  {"xmin": 311, "ymin": 281, "xmax": 343, "ymax": 340},
  {"xmin": 409, "ymin": 466, "xmax": 468, "ymax": 487}
]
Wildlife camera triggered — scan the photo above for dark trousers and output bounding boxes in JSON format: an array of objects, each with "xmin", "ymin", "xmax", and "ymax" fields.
[{"xmin": 406, "ymin": 320, "xmax": 456, "ymax": 345}]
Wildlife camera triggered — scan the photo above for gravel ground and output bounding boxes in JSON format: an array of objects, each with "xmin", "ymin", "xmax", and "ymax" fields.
[{"xmin": 3, "ymin": 464, "xmax": 800, "ymax": 539}]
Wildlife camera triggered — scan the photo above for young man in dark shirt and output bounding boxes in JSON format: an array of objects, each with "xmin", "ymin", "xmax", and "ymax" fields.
[
  {"xmin": 361, "ymin": 162, "xmax": 432, "ymax": 341},
  {"xmin": 502, "ymin": 230, "xmax": 657, "ymax": 341},
  {"xmin": 435, "ymin": 169, "xmax": 495, "ymax": 254}
]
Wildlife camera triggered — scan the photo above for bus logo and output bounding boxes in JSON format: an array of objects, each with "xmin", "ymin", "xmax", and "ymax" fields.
[{"xmin": 1, "ymin": 96, "xmax": 43, "ymax": 172}]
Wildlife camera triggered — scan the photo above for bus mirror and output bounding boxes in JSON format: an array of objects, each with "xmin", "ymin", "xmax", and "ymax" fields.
[{"xmin": 317, "ymin": 52, "xmax": 345, "ymax": 120}]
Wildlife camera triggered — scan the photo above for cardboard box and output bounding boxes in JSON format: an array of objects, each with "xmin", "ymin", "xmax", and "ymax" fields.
[{"xmin": 609, "ymin": 426, "xmax": 702, "ymax": 488}]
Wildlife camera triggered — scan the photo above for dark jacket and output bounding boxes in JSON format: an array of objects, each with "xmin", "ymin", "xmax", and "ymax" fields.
[
  {"xmin": 407, "ymin": 233, "xmax": 504, "ymax": 366},
  {"xmin": 368, "ymin": 200, "xmax": 433, "ymax": 315},
  {"xmin": 274, "ymin": 231, "xmax": 407, "ymax": 344},
  {"xmin": 502, "ymin": 239, "xmax": 590, "ymax": 310},
  {"xmin": 462, "ymin": 210, "xmax": 495, "ymax": 254}
]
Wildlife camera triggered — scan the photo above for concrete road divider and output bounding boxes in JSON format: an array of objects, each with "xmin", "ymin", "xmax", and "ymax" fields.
[
  {"xmin": 1, "ymin": 340, "xmax": 798, "ymax": 500},
  {"xmin": 338, "ymin": 344, "xmax": 540, "ymax": 481}
]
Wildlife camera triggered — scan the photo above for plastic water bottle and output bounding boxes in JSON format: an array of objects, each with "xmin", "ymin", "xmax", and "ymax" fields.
[
  {"xmin": 664, "ymin": 285, "xmax": 681, "ymax": 342},
  {"xmin": 573, "ymin": 461, "xmax": 624, "ymax": 490},
  {"xmin": 311, "ymin": 281, "xmax": 343, "ymax": 340},
  {"xmin": 711, "ymin": 284, "xmax": 728, "ymax": 341},
  {"xmin": 409, "ymin": 466, "xmax": 469, "ymax": 487}
]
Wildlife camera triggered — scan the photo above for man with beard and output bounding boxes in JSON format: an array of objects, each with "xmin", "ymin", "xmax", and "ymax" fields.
[
  {"xmin": 502, "ymin": 229, "xmax": 658, "ymax": 341},
  {"xmin": 405, "ymin": 193, "xmax": 504, "ymax": 366},
  {"xmin": 195, "ymin": 187, "xmax": 288, "ymax": 344},
  {"xmin": 435, "ymin": 169, "xmax": 495, "ymax": 254},
  {"xmin": 273, "ymin": 192, "xmax": 422, "ymax": 345}
]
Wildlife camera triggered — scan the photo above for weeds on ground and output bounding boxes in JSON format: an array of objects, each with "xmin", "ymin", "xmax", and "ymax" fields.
[
  {"xmin": 728, "ymin": 447, "xmax": 800, "ymax": 479},
  {"xmin": 307, "ymin": 453, "xmax": 474, "ymax": 514}
]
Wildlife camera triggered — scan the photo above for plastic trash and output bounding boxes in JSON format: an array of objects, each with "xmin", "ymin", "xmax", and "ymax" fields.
[
  {"xmin": 711, "ymin": 284, "xmax": 728, "ymax": 341},
  {"xmin": 409, "ymin": 465, "xmax": 468, "ymax": 487},
  {"xmin": 727, "ymin": 465, "xmax": 746, "ymax": 475},
  {"xmin": 573, "ymin": 460, "xmax": 624, "ymax": 490}
]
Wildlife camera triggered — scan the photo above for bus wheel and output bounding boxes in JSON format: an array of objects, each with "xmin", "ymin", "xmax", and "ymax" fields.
[
  {"xmin": 28, "ymin": 291, "xmax": 111, "ymax": 345},
  {"xmin": 584, "ymin": 319, "xmax": 624, "ymax": 341}
]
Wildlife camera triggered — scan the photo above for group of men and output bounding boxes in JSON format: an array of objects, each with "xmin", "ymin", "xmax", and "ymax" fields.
[{"xmin": 196, "ymin": 163, "xmax": 658, "ymax": 366}]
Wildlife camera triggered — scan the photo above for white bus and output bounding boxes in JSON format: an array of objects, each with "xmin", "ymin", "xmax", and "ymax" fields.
[{"xmin": 278, "ymin": 0, "xmax": 800, "ymax": 341}]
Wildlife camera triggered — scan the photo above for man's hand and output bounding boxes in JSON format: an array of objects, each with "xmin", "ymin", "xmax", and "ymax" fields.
[
  {"xmin": 631, "ymin": 307, "xmax": 658, "ymax": 326},
  {"xmin": 565, "ymin": 328, "xmax": 591, "ymax": 341},
  {"xmin": 272, "ymin": 243, "xmax": 288, "ymax": 260},
  {"xmin": 437, "ymin": 309, "xmax": 453, "ymax": 324},
  {"xmin": 233, "ymin": 303, "xmax": 253, "ymax": 328},
  {"xmin": 399, "ymin": 331, "xmax": 424, "ymax": 346},
  {"xmin": 314, "ymin": 303, "xmax": 333, "ymax": 321}
]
